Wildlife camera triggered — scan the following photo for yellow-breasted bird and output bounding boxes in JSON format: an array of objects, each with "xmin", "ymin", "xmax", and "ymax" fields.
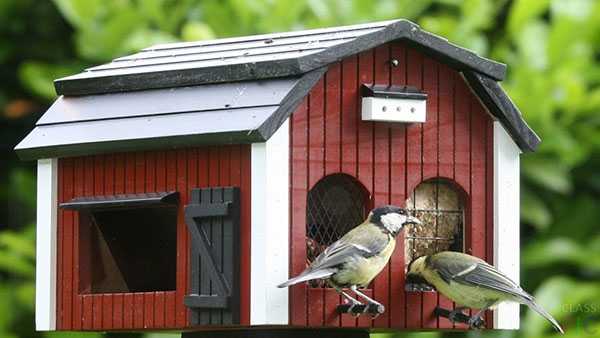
[
  {"xmin": 407, "ymin": 251, "xmax": 564, "ymax": 333},
  {"xmin": 278, "ymin": 205, "xmax": 420, "ymax": 312}
]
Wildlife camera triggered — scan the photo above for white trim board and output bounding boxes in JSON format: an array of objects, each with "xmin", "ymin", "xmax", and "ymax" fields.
[
  {"xmin": 493, "ymin": 122, "xmax": 521, "ymax": 329},
  {"xmin": 36, "ymin": 158, "xmax": 58, "ymax": 331},
  {"xmin": 250, "ymin": 119, "xmax": 290, "ymax": 325}
]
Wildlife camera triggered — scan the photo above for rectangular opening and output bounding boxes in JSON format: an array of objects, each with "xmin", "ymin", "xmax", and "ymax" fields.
[{"xmin": 72, "ymin": 195, "xmax": 178, "ymax": 294}]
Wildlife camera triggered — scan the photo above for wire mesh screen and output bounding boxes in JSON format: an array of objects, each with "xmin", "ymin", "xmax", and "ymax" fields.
[
  {"xmin": 306, "ymin": 174, "xmax": 370, "ymax": 270},
  {"xmin": 404, "ymin": 179, "xmax": 465, "ymax": 266}
]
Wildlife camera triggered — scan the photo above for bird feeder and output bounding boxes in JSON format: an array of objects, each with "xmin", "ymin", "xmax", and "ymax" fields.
[
  {"xmin": 361, "ymin": 84, "xmax": 427, "ymax": 123},
  {"xmin": 15, "ymin": 19, "xmax": 539, "ymax": 336}
]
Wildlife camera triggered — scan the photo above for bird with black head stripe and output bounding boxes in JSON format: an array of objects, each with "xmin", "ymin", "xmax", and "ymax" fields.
[{"xmin": 278, "ymin": 205, "xmax": 420, "ymax": 314}]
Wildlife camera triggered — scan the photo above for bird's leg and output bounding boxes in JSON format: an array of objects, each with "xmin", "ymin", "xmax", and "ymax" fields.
[
  {"xmin": 350, "ymin": 285, "xmax": 381, "ymax": 306},
  {"xmin": 343, "ymin": 291, "xmax": 362, "ymax": 318},
  {"xmin": 332, "ymin": 284, "xmax": 362, "ymax": 305},
  {"xmin": 334, "ymin": 287, "xmax": 363, "ymax": 317},
  {"xmin": 447, "ymin": 307, "xmax": 469, "ymax": 324},
  {"xmin": 340, "ymin": 290, "xmax": 361, "ymax": 306},
  {"xmin": 350, "ymin": 285, "xmax": 384, "ymax": 317}
]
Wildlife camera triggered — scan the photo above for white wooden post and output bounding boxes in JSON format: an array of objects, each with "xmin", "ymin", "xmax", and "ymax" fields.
[
  {"xmin": 35, "ymin": 158, "xmax": 58, "ymax": 331},
  {"xmin": 493, "ymin": 122, "xmax": 521, "ymax": 329},
  {"xmin": 250, "ymin": 119, "xmax": 290, "ymax": 325}
]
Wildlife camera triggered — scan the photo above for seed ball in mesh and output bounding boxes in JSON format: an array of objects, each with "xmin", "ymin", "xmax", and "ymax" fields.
[{"xmin": 404, "ymin": 179, "xmax": 464, "ymax": 266}]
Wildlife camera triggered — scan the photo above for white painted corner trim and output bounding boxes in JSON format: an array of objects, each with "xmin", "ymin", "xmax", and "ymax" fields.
[
  {"xmin": 493, "ymin": 122, "xmax": 521, "ymax": 330},
  {"xmin": 36, "ymin": 158, "xmax": 58, "ymax": 331},
  {"xmin": 250, "ymin": 119, "xmax": 290, "ymax": 325}
]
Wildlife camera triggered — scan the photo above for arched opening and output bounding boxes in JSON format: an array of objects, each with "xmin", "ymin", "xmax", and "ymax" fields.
[
  {"xmin": 306, "ymin": 174, "xmax": 370, "ymax": 267},
  {"xmin": 404, "ymin": 178, "xmax": 466, "ymax": 265}
]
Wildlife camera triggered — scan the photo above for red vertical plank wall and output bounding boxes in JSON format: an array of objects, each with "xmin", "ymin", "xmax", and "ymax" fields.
[
  {"xmin": 404, "ymin": 45, "xmax": 425, "ymax": 330},
  {"xmin": 56, "ymin": 146, "xmax": 251, "ymax": 331},
  {"xmin": 289, "ymin": 42, "xmax": 495, "ymax": 329}
]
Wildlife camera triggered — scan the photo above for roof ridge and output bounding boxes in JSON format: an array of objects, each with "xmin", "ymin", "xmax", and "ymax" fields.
[{"xmin": 145, "ymin": 19, "xmax": 399, "ymax": 51}]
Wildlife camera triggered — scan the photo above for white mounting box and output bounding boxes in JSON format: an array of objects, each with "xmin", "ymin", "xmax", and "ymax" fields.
[{"xmin": 361, "ymin": 96, "xmax": 426, "ymax": 123}]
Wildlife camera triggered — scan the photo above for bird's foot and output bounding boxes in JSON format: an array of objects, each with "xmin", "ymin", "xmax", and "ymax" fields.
[
  {"xmin": 447, "ymin": 307, "xmax": 468, "ymax": 324},
  {"xmin": 468, "ymin": 315, "xmax": 485, "ymax": 329},
  {"xmin": 343, "ymin": 299, "xmax": 363, "ymax": 317}
]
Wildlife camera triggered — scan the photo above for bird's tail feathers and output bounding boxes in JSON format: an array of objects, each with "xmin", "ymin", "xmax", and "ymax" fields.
[
  {"xmin": 277, "ymin": 268, "xmax": 335, "ymax": 288},
  {"xmin": 524, "ymin": 299, "xmax": 564, "ymax": 334}
]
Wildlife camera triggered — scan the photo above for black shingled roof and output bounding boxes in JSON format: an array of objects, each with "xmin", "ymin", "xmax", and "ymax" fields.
[
  {"xmin": 15, "ymin": 71, "xmax": 324, "ymax": 160},
  {"xmin": 16, "ymin": 19, "xmax": 539, "ymax": 159}
]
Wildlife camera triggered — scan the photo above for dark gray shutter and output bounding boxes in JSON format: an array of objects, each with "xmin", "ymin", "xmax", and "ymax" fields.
[{"xmin": 184, "ymin": 187, "xmax": 240, "ymax": 325}]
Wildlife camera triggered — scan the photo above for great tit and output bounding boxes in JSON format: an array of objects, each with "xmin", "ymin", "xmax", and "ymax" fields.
[
  {"xmin": 278, "ymin": 205, "xmax": 420, "ymax": 312},
  {"xmin": 406, "ymin": 251, "xmax": 564, "ymax": 333}
]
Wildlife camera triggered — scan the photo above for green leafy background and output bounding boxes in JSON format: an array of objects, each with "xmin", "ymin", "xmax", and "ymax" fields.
[{"xmin": 1, "ymin": 0, "xmax": 599, "ymax": 337}]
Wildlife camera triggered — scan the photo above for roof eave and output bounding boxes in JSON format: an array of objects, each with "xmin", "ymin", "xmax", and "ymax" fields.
[
  {"xmin": 462, "ymin": 71, "xmax": 540, "ymax": 153},
  {"xmin": 15, "ymin": 130, "xmax": 266, "ymax": 161}
]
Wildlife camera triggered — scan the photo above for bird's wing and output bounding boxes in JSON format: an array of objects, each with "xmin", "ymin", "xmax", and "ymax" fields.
[
  {"xmin": 311, "ymin": 228, "xmax": 390, "ymax": 271},
  {"xmin": 310, "ymin": 241, "xmax": 370, "ymax": 270},
  {"xmin": 428, "ymin": 252, "xmax": 532, "ymax": 302}
]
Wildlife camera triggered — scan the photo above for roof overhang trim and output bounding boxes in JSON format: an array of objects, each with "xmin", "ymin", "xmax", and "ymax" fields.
[
  {"xmin": 463, "ymin": 71, "xmax": 540, "ymax": 152},
  {"xmin": 59, "ymin": 191, "xmax": 179, "ymax": 210},
  {"xmin": 361, "ymin": 84, "xmax": 427, "ymax": 100}
]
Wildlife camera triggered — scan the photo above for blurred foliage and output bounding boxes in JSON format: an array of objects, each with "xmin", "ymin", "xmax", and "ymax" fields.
[{"xmin": 1, "ymin": 0, "xmax": 600, "ymax": 337}]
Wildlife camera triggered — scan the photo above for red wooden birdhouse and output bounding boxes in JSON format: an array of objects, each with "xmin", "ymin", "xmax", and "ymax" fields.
[{"xmin": 16, "ymin": 19, "xmax": 538, "ymax": 335}]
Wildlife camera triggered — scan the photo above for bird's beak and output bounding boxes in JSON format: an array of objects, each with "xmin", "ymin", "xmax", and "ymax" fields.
[{"xmin": 404, "ymin": 215, "xmax": 421, "ymax": 225}]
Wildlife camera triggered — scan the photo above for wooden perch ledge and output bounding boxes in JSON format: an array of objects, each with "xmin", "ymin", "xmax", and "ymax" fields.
[{"xmin": 337, "ymin": 303, "xmax": 385, "ymax": 316}]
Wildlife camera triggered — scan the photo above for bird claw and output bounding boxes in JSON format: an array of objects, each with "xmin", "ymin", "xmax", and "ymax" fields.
[
  {"xmin": 447, "ymin": 308, "xmax": 466, "ymax": 324},
  {"xmin": 468, "ymin": 316, "xmax": 485, "ymax": 329},
  {"xmin": 344, "ymin": 299, "xmax": 362, "ymax": 317}
]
